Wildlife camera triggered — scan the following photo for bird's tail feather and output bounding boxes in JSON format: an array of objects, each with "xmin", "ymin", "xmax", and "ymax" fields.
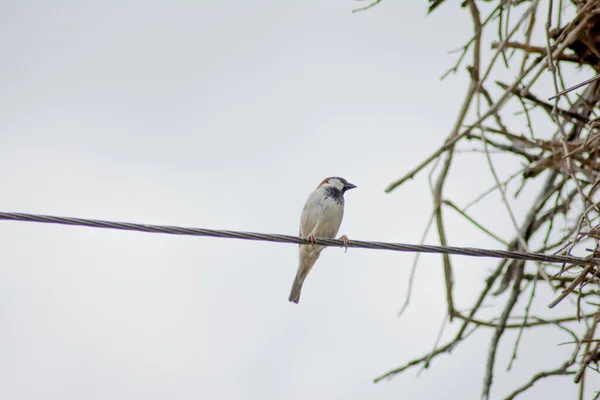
[
  {"xmin": 289, "ymin": 279, "xmax": 303, "ymax": 304},
  {"xmin": 288, "ymin": 248, "xmax": 321, "ymax": 304}
]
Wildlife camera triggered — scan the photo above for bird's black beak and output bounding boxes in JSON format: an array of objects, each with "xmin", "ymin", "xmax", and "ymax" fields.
[{"xmin": 344, "ymin": 182, "xmax": 357, "ymax": 191}]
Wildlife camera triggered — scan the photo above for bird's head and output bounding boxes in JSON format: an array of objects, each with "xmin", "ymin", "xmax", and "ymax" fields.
[{"xmin": 318, "ymin": 177, "xmax": 357, "ymax": 193}]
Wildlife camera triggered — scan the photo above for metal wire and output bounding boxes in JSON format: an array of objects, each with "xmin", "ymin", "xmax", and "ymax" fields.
[{"xmin": 0, "ymin": 211, "xmax": 597, "ymax": 266}]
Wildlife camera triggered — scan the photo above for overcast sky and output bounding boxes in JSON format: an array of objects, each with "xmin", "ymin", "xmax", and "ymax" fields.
[{"xmin": 1, "ymin": 1, "xmax": 597, "ymax": 399}]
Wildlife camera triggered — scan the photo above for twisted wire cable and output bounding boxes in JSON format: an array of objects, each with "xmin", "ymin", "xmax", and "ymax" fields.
[{"xmin": 0, "ymin": 211, "xmax": 597, "ymax": 266}]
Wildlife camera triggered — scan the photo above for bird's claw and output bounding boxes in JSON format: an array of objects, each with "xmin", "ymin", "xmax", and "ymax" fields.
[
  {"xmin": 340, "ymin": 235, "xmax": 349, "ymax": 253},
  {"xmin": 307, "ymin": 234, "xmax": 318, "ymax": 245}
]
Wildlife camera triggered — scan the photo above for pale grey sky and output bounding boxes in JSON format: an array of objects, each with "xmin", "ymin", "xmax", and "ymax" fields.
[{"xmin": 0, "ymin": 1, "xmax": 596, "ymax": 399}]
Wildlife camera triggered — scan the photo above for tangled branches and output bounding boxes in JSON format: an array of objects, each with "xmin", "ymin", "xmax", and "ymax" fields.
[{"xmin": 373, "ymin": 0, "xmax": 600, "ymax": 398}]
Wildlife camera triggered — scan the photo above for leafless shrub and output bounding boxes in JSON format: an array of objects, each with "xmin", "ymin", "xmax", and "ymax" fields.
[{"xmin": 361, "ymin": 0, "xmax": 600, "ymax": 398}]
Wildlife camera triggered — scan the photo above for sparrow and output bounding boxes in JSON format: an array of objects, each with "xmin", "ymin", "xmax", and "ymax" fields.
[{"xmin": 288, "ymin": 177, "xmax": 357, "ymax": 304}]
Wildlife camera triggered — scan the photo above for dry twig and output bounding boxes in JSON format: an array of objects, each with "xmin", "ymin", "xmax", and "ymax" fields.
[{"xmin": 372, "ymin": 0, "xmax": 600, "ymax": 398}]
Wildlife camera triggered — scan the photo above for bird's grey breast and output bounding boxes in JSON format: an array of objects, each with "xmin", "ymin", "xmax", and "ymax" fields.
[
  {"xmin": 299, "ymin": 188, "xmax": 344, "ymax": 237},
  {"xmin": 316, "ymin": 193, "xmax": 345, "ymax": 238}
]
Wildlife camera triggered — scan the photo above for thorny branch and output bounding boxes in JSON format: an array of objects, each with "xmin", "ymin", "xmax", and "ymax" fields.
[{"xmin": 373, "ymin": 0, "xmax": 600, "ymax": 398}]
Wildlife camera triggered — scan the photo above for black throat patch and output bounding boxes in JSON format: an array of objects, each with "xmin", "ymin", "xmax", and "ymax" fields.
[{"xmin": 325, "ymin": 186, "xmax": 344, "ymax": 204}]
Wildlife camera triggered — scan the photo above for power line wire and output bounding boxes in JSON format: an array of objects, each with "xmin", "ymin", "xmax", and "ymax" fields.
[{"xmin": 0, "ymin": 211, "xmax": 596, "ymax": 266}]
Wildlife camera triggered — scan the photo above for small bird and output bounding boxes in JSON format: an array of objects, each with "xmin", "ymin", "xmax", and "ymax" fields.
[{"xmin": 288, "ymin": 177, "xmax": 357, "ymax": 304}]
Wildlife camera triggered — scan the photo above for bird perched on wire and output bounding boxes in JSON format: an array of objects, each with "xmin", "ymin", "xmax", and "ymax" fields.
[{"xmin": 288, "ymin": 177, "xmax": 357, "ymax": 304}]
